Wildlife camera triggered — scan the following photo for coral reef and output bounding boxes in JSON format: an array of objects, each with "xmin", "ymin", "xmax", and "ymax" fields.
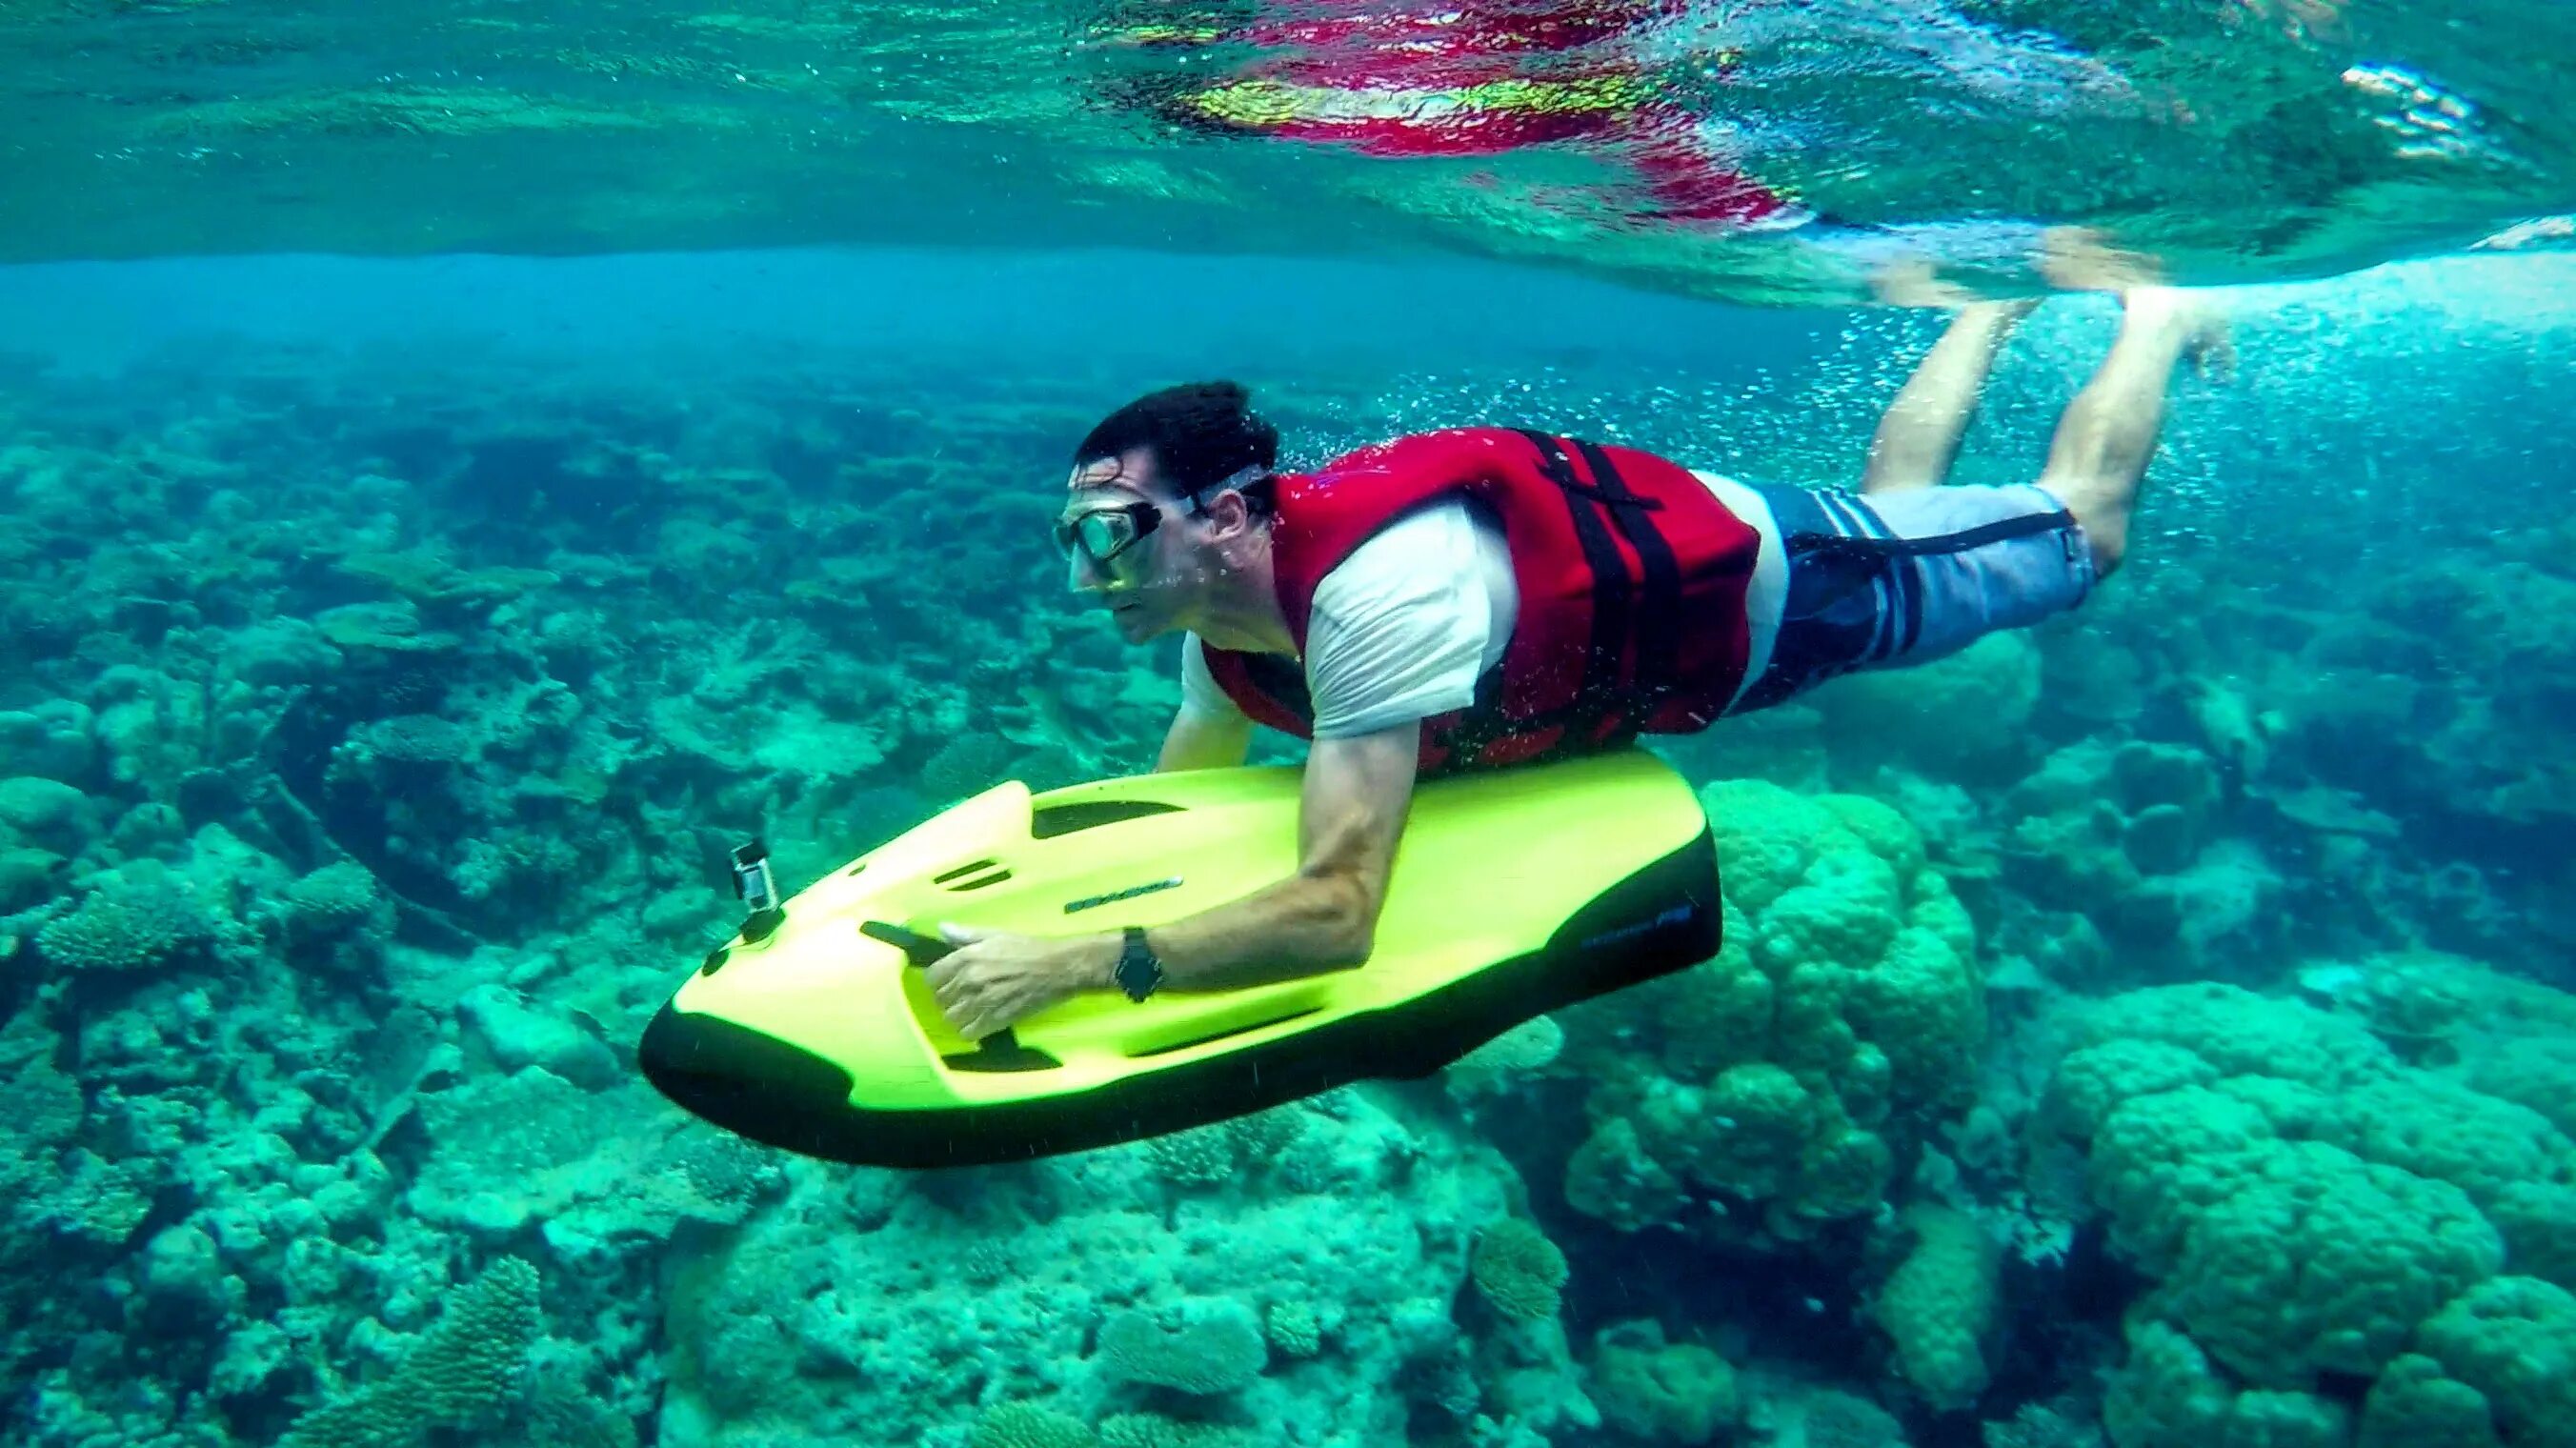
[
  {"xmin": 654, "ymin": 1088, "xmax": 1527, "ymax": 1447},
  {"xmin": 1471, "ymin": 1218, "xmax": 1574, "ymax": 1322},
  {"xmin": 2046, "ymin": 981, "xmax": 2576, "ymax": 1447},
  {"xmin": 1, "ymin": 304, "xmax": 2569, "ymax": 1448},
  {"xmin": 1559, "ymin": 780, "xmax": 1984, "ymax": 1247}
]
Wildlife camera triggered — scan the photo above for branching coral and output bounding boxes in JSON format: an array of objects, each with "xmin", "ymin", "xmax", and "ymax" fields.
[
  {"xmin": 1095, "ymin": 1297, "xmax": 1269, "ymax": 1395},
  {"xmin": 974, "ymin": 1402, "xmax": 1098, "ymax": 1448},
  {"xmin": 276, "ymin": 1256, "xmax": 543, "ymax": 1448},
  {"xmin": 32, "ymin": 860, "xmax": 216, "ymax": 975}
]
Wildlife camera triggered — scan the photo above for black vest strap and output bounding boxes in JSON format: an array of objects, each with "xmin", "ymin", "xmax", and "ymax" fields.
[
  {"xmin": 1571, "ymin": 437, "xmax": 1683, "ymax": 716},
  {"xmin": 1510, "ymin": 430, "xmax": 1692, "ymax": 758},
  {"xmin": 1516, "ymin": 430, "xmax": 1637, "ymax": 757}
]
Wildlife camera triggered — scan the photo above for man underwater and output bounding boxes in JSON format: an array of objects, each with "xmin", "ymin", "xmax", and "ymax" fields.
[{"xmin": 927, "ymin": 291, "xmax": 2224, "ymax": 1039}]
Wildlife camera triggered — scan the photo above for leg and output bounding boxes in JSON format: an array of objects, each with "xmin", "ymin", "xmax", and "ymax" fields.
[
  {"xmin": 2034, "ymin": 287, "xmax": 2227, "ymax": 578},
  {"xmin": 1861, "ymin": 300, "xmax": 2040, "ymax": 495}
]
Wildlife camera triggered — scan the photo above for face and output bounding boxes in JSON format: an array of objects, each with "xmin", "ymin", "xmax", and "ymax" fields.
[{"xmin": 1057, "ymin": 448, "xmax": 1202, "ymax": 644}]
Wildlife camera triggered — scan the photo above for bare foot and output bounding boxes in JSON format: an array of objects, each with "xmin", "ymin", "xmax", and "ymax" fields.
[
  {"xmin": 2185, "ymin": 316, "xmax": 2236, "ymax": 383},
  {"xmin": 2039, "ymin": 226, "xmax": 2165, "ymax": 292},
  {"xmin": 1870, "ymin": 257, "xmax": 1982, "ymax": 309},
  {"xmin": 2122, "ymin": 285, "xmax": 2235, "ymax": 382}
]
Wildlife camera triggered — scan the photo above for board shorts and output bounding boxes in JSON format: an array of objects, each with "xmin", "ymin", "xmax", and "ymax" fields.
[{"xmin": 1729, "ymin": 482, "xmax": 2096, "ymax": 714}]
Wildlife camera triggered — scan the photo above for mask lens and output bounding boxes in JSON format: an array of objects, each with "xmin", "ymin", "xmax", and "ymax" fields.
[
  {"xmin": 1057, "ymin": 498, "xmax": 1164, "ymax": 591},
  {"xmin": 1074, "ymin": 511, "xmax": 1136, "ymax": 564}
]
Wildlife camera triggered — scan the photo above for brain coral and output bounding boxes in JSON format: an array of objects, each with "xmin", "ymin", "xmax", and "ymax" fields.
[
  {"xmin": 1561, "ymin": 779, "xmax": 1982, "ymax": 1244},
  {"xmin": 2049, "ymin": 982, "xmax": 2576, "ymax": 1448}
]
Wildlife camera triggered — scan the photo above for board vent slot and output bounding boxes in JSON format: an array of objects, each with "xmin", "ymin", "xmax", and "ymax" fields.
[
  {"xmin": 1031, "ymin": 799, "xmax": 1184, "ymax": 839},
  {"xmin": 934, "ymin": 859, "xmax": 1002, "ymax": 885}
]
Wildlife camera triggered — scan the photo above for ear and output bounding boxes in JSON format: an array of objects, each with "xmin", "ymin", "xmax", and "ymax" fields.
[{"xmin": 1201, "ymin": 485, "xmax": 1257, "ymax": 540}]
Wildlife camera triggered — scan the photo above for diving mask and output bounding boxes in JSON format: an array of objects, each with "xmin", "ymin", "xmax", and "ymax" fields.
[
  {"xmin": 1053, "ymin": 465, "xmax": 1271, "ymax": 588},
  {"xmin": 1053, "ymin": 498, "xmax": 1166, "ymax": 585}
]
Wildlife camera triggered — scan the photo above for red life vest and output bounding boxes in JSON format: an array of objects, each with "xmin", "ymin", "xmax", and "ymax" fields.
[{"xmin": 1199, "ymin": 427, "xmax": 1763, "ymax": 776}]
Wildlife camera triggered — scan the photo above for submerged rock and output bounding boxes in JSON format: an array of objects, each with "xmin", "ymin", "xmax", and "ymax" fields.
[{"xmin": 456, "ymin": 982, "xmax": 620, "ymax": 1089}]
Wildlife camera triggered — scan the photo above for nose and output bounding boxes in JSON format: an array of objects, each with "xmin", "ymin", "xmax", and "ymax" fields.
[{"xmin": 1067, "ymin": 542, "xmax": 1126, "ymax": 595}]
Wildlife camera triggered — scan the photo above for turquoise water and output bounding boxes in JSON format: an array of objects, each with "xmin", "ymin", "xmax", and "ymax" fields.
[
  {"xmin": 7, "ymin": 0, "xmax": 2575, "ymax": 299},
  {"xmin": 5, "ymin": 6, "xmax": 2576, "ymax": 1447}
]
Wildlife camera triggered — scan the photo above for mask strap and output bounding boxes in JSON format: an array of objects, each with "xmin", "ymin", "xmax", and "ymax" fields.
[{"xmin": 1186, "ymin": 463, "xmax": 1275, "ymax": 514}]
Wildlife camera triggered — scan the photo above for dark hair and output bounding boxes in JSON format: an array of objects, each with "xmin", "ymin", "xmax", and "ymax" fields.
[{"xmin": 1073, "ymin": 380, "xmax": 1278, "ymax": 510}]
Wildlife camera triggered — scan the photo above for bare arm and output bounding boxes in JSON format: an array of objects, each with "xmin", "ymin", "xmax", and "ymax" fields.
[
  {"xmin": 928, "ymin": 722, "xmax": 1421, "ymax": 1036},
  {"xmin": 1157, "ymin": 706, "xmax": 1253, "ymax": 773},
  {"xmin": 1143, "ymin": 720, "xmax": 1420, "ymax": 992}
]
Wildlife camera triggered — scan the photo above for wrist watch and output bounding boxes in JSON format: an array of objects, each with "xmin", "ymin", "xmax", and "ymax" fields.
[{"xmin": 1114, "ymin": 926, "xmax": 1165, "ymax": 1003}]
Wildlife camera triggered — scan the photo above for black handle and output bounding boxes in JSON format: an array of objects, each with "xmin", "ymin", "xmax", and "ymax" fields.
[
  {"xmin": 861, "ymin": 920, "xmax": 1054, "ymax": 1065},
  {"xmin": 860, "ymin": 919, "xmax": 956, "ymax": 966}
]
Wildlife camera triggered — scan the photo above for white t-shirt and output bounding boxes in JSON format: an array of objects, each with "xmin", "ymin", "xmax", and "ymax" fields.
[{"xmin": 1179, "ymin": 471, "xmax": 1787, "ymax": 739}]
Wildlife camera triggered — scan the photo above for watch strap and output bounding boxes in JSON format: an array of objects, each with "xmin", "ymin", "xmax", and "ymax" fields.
[{"xmin": 1116, "ymin": 925, "xmax": 1164, "ymax": 1002}]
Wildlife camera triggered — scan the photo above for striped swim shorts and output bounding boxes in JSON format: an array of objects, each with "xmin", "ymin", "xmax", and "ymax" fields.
[{"xmin": 1731, "ymin": 482, "xmax": 2096, "ymax": 714}]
